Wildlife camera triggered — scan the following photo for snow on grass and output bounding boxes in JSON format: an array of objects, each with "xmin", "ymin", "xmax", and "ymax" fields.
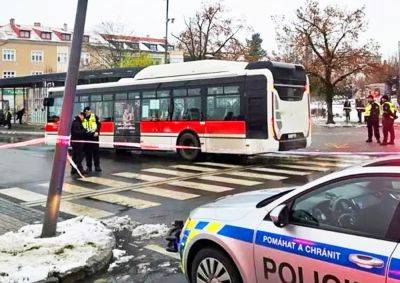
[
  {"xmin": 131, "ymin": 224, "xmax": 169, "ymax": 241},
  {"xmin": 0, "ymin": 216, "xmax": 114, "ymax": 283}
]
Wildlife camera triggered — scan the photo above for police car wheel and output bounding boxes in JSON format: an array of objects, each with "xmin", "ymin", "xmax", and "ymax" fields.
[{"xmin": 190, "ymin": 248, "xmax": 242, "ymax": 283}]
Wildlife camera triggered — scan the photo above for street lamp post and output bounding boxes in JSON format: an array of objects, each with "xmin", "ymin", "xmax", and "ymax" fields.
[
  {"xmin": 41, "ymin": 0, "xmax": 88, "ymax": 237},
  {"xmin": 164, "ymin": 0, "xmax": 169, "ymax": 64}
]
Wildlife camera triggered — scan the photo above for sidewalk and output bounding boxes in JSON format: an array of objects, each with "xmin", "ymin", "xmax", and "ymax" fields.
[
  {"xmin": 0, "ymin": 123, "xmax": 44, "ymax": 136},
  {"xmin": 0, "ymin": 198, "xmax": 44, "ymax": 235}
]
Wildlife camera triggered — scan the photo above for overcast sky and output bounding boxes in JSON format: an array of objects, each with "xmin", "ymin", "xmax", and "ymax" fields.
[{"xmin": 1, "ymin": 0, "xmax": 398, "ymax": 58}]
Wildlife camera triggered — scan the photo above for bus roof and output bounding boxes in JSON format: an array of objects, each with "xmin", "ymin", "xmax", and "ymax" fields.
[{"xmin": 48, "ymin": 60, "xmax": 306, "ymax": 93}]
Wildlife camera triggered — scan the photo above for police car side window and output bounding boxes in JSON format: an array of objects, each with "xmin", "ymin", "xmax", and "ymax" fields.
[{"xmin": 289, "ymin": 176, "xmax": 400, "ymax": 240}]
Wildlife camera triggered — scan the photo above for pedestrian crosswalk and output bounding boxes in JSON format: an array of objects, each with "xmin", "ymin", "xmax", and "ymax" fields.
[{"xmin": 0, "ymin": 155, "xmax": 368, "ymax": 220}]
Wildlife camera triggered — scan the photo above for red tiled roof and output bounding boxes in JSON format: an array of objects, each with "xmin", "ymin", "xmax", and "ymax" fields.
[{"xmin": 101, "ymin": 34, "xmax": 165, "ymax": 44}]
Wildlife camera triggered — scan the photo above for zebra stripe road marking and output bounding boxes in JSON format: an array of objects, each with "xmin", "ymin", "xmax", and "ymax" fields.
[
  {"xmin": 171, "ymin": 165, "xmax": 218, "ymax": 172},
  {"xmin": 113, "ymin": 172, "xmax": 166, "ymax": 182},
  {"xmin": 0, "ymin": 187, "xmax": 46, "ymax": 202},
  {"xmin": 294, "ymin": 160, "xmax": 349, "ymax": 168},
  {"xmin": 199, "ymin": 175, "xmax": 262, "ymax": 186},
  {"xmin": 168, "ymin": 180, "xmax": 234, "ymax": 193},
  {"xmin": 227, "ymin": 171, "xmax": 287, "ymax": 181},
  {"xmin": 57, "ymin": 201, "xmax": 113, "ymax": 218},
  {"xmin": 250, "ymin": 167, "xmax": 310, "ymax": 176},
  {"xmin": 194, "ymin": 162, "xmax": 241, "ymax": 168},
  {"xmin": 81, "ymin": 176, "xmax": 133, "ymax": 188},
  {"xmin": 41, "ymin": 182, "xmax": 160, "ymax": 209},
  {"xmin": 142, "ymin": 168, "xmax": 191, "ymax": 177},
  {"xmin": 90, "ymin": 194, "xmax": 160, "ymax": 209},
  {"xmin": 275, "ymin": 164, "xmax": 329, "ymax": 172},
  {"xmin": 132, "ymin": 187, "xmax": 199, "ymax": 200}
]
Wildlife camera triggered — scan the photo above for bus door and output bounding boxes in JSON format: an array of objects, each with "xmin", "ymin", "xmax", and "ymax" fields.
[
  {"xmin": 114, "ymin": 93, "xmax": 141, "ymax": 147},
  {"xmin": 245, "ymin": 75, "xmax": 268, "ymax": 139}
]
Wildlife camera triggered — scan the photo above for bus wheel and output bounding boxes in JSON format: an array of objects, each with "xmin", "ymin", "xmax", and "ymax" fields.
[{"xmin": 177, "ymin": 132, "xmax": 201, "ymax": 161}]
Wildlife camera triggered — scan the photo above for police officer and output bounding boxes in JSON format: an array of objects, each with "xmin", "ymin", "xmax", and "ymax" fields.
[
  {"xmin": 70, "ymin": 112, "xmax": 87, "ymax": 175},
  {"xmin": 364, "ymin": 94, "xmax": 381, "ymax": 144},
  {"xmin": 381, "ymin": 95, "xmax": 397, "ymax": 146},
  {"xmin": 83, "ymin": 106, "xmax": 102, "ymax": 172}
]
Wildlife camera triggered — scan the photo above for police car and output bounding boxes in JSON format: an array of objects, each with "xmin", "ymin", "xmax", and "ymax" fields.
[{"xmin": 166, "ymin": 157, "xmax": 400, "ymax": 283}]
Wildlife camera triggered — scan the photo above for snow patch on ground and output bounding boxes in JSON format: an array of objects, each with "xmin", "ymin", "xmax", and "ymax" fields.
[
  {"xmin": 107, "ymin": 249, "xmax": 134, "ymax": 272},
  {"xmin": 137, "ymin": 262, "xmax": 151, "ymax": 274},
  {"xmin": 131, "ymin": 224, "xmax": 169, "ymax": 241},
  {"xmin": 0, "ymin": 216, "xmax": 114, "ymax": 283},
  {"xmin": 101, "ymin": 215, "xmax": 140, "ymax": 231}
]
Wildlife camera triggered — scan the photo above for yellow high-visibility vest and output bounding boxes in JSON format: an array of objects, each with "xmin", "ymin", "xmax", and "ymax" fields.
[{"xmin": 82, "ymin": 113, "xmax": 97, "ymax": 133}]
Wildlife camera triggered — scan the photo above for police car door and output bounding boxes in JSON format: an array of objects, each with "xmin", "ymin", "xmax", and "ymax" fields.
[{"xmin": 254, "ymin": 175, "xmax": 400, "ymax": 283}]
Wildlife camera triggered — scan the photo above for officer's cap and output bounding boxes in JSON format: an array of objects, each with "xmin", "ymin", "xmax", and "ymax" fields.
[
  {"xmin": 381, "ymin": 94, "xmax": 389, "ymax": 100},
  {"xmin": 84, "ymin": 106, "xmax": 91, "ymax": 112}
]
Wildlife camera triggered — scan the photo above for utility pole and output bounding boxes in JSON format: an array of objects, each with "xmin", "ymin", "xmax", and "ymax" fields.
[
  {"xmin": 164, "ymin": 0, "xmax": 169, "ymax": 64},
  {"xmin": 41, "ymin": 0, "xmax": 88, "ymax": 237}
]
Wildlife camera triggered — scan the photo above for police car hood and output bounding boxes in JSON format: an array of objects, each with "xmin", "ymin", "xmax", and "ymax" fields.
[{"xmin": 191, "ymin": 187, "xmax": 294, "ymax": 221}]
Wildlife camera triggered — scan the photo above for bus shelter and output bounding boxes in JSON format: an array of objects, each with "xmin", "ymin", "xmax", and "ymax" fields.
[{"xmin": 0, "ymin": 67, "xmax": 142, "ymax": 124}]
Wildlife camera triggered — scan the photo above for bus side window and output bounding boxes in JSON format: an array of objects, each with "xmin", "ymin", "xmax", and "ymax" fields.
[{"xmin": 206, "ymin": 85, "xmax": 240, "ymax": 121}]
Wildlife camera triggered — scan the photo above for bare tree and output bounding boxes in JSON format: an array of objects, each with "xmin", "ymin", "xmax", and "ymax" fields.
[
  {"xmin": 274, "ymin": 0, "xmax": 380, "ymax": 123},
  {"xmin": 87, "ymin": 22, "xmax": 135, "ymax": 68},
  {"xmin": 173, "ymin": 3, "xmax": 247, "ymax": 61}
]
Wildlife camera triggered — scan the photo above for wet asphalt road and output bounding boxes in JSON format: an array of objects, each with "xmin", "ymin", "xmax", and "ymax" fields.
[{"xmin": 0, "ymin": 125, "xmax": 394, "ymax": 282}]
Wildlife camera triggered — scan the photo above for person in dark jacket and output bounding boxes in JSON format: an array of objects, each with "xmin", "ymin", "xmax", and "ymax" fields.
[
  {"xmin": 16, "ymin": 108, "xmax": 25, "ymax": 124},
  {"xmin": 70, "ymin": 112, "xmax": 88, "ymax": 175}
]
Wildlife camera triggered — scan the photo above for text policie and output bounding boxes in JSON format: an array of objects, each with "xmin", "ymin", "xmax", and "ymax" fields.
[{"xmin": 263, "ymin": 257, "xmax": 357, "ymax": 283}]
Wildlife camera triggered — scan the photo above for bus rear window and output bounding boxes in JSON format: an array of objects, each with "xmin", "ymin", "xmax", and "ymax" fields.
[{"xmin": 275, "ymin": 86, "xmax": 304, "ymax": 101}]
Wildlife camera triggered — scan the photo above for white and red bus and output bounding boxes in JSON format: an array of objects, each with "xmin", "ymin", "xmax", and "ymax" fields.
[{"xmin": 45, "ymin": 60, "xmax": 311, "ymax": 160}]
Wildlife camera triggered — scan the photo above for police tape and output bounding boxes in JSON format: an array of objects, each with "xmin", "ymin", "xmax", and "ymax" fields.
[
  {"xmin": 0, "ymin": 137, "xmax": 46, "ymax": 149},
  {"xmin": 0, "ymin": 136, "xmax": 201, "ymax": 150},
  {"xmin": 66, "ymin": 152, "xmax": 86, "ymax": 179}
]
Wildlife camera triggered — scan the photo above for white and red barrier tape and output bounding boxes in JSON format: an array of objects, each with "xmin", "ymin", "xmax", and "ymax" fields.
[{"xmin": 0, "ymin": 136, "xmax": 201, "ymax": 151}]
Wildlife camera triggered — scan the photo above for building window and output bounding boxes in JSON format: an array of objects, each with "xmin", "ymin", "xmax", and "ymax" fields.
[
  {"xmin": 57, "ymin": 53, "xmax": 68, "ymax": 63},
  {"xmin": 167, "ymin": 45, "xmax": 174, "ymax": 51},
  {"xmin": 2, "ymin": 49, "xmax": 16, "ymax": 61},
  {"xmin": 3, "ymin": 71, "xmax": 16, "ymax": 78},
  {"xmin": 61, "ymin": 33, "xmax": 71, "ymax": 41},
  {"xmin": 31, "ymin": 71, "xmax": 43, "ymax": 75},
  {"xmin": 31, "ymin": 50, "xmax": 44, "ymax": 62},
  {"xmin": 83, "ymin": 35, "xmax": 90, "ymax": 43},
  {"xmin": 19, "ymin": 30, "xmax": 30, "ymax": 38},
  {"xmin": 80, "ymin": 52, "xmax": 90, "ymax": 66},
  {"xmin": 41, "ymin": 32, "xmax": 52, "ymax": 40}
]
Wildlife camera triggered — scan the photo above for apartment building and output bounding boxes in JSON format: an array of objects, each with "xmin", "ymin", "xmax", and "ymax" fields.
[{"xmin": 0, "ymin": 19, "xmax": 94, "ymax": 77}]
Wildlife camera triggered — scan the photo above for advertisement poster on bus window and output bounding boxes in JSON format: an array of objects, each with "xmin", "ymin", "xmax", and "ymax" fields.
[{"xmin": 115, "ymin": 101, "xmax": 139, "ymax": 132}]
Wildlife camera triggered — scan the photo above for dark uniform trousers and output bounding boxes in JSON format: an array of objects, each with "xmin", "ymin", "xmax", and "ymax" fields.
[
  {"xmin": 71, "ymin": 142, "xmax": 85, "ymax": 173},
  {"xmin": 367, "ymin": 118, "xmax": 380, "ymax": 141},
  {"xmin": 382, "ymin": 119, "xmax": 395, "ymax": 144},
  {"xmin": 85, "ymin": 137, "xmax": 100, "ymax": 169}
]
